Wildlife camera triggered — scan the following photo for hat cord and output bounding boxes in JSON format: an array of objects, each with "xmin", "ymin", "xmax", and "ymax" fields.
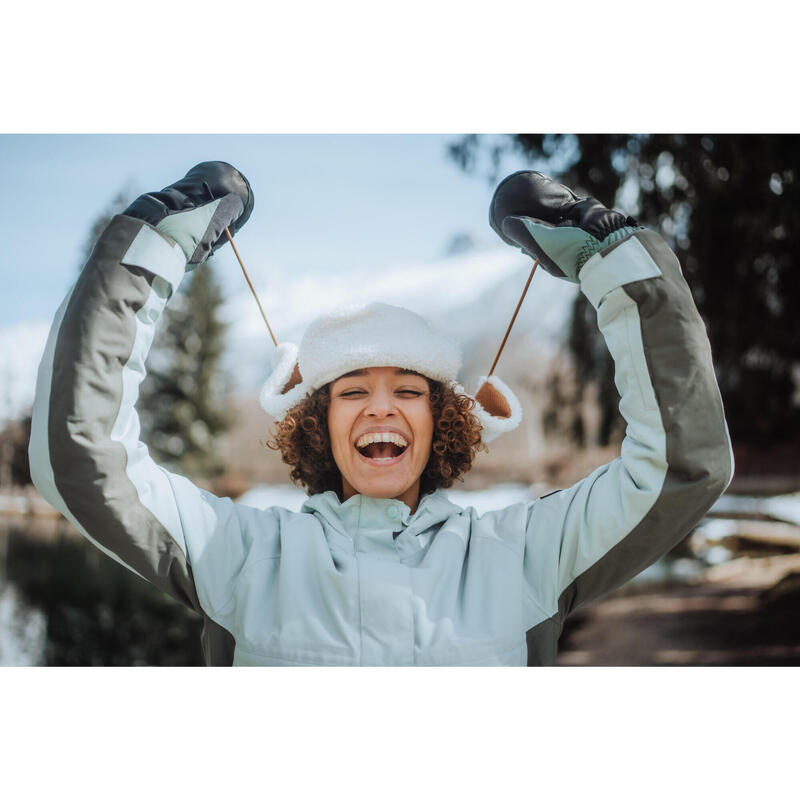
[
  {"xmin": 225, "ymin": 226, "xmax": 279, "ymax": 348},
  {"xmin": 487, "ymin": 260, "xmax": 539, "ymax": 376},
  {"xmin": 224, "ymin": 225, "xmax": 539, "ymax": 376}
]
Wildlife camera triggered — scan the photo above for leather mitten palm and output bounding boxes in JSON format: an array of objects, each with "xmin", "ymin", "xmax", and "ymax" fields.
[
  {"xmin": 489, "ymin": 170, "xmax": 642, "ymax": 282},
  {"xmin": 124, "ymin": 160, "xmax": 254, "ymax": 267}
]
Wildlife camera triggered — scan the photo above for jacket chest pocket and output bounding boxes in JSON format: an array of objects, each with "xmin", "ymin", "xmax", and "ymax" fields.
[{"xmin": 233, "ymin": 551, "xmax": 360, "ymax": 662}]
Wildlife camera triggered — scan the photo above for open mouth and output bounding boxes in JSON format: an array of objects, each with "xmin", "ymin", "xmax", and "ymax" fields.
[{"xmin": 355, "ymin": 432, "xmax": 409, "ymax": 465}]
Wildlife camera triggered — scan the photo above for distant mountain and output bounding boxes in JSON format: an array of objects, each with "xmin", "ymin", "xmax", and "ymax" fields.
[
  {"xmin": 222, "ymin": 244, "xmax": 579, "ymax": 392},
  {"xmin": 0, "ymin": 246, "xmax": 579, "ymax": 427}
]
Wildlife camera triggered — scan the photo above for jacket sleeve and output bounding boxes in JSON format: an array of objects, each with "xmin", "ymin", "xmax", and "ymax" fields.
[
  {"xmin": 28, "ymin": 215, "xmax": 262, "ymax": 634},
  {"xmin": 521, "ymin": 229, "xmax": 734, "ymax": 624}
]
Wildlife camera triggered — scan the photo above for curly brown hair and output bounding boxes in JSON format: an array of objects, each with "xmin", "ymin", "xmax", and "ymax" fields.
[{"xmin": 265, "ymin": 379, "xmax": 487, "ymax": 499}]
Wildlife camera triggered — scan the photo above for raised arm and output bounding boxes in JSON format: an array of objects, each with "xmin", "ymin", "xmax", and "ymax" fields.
[
  {"xmin": 29, "ymin": 162, "xmax": 259, "ymax": 662},
  {"xmin": 490, "ymin": 171, "xmax": 734, "ymax": 626}
]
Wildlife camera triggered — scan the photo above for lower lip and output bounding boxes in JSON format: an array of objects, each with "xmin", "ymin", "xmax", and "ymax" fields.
[{"xmin": 355, "ymin": 446, "xmax": 409, "ymax": 467}]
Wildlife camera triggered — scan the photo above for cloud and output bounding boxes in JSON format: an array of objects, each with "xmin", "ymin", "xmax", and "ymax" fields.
[{"xmin": 0, "ymin": 247, "xmax": 579, "ymax": 424}]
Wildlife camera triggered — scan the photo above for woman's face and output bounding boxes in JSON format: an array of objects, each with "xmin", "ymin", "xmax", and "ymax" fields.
[{"xmin": 327, "ymin": 366, "xmax": 434, "ymax": 511}]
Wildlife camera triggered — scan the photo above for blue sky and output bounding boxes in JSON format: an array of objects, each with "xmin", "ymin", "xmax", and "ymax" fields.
[{"xmin": 0, "ymin": 134, "xmax": 531, "ymax": 327}]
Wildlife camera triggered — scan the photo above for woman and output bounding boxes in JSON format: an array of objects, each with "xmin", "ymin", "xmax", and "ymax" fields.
[
  {"xmin": 29, "ymin": 162, "xmax": 733, "ymax": 666},
  {"xmin": 259, "ymin": 299, "xmax": 520, "ymax": 514}
]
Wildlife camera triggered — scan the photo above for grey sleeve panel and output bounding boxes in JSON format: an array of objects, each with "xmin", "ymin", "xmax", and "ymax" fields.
[
  {"xmin": 523, "ymin": 230, "xmax": 734, "ymax": 632},
  {"xmin": 524, "ymin": 616, "xmax": 562, "ymax": 666},
  {"xmin": 568, "ymin": 232, "xmax": 732, "ymax": 610},
  {"xmin": 48, "ymin": 215, "xmax": 200, "ymax": 608},
  {"xmin": 201, "ymin": 616, "xmax": 236, "ymax": 666},
  {"xmin": 30, "ymin": 215, "xmax": 245, "ymax": 662}
]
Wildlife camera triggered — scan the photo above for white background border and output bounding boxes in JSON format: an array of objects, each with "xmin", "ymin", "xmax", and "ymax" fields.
[{"xmin": 2, "ymin": 1, "xmax": 795, "ymax": 796}]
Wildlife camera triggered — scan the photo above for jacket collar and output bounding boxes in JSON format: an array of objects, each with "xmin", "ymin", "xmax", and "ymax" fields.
[{"xmin": 302, "ymin": 488, "xmax": 462, "ymax": 537}]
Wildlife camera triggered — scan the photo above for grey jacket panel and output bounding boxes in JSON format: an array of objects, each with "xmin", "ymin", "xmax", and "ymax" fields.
[
  {"xmin": 525, "ymin": 616, "xmax": 562, "ymax": 666},
  {"xmin": 49, "ymin": 217, "xmax": 197, "ymax": 607}
]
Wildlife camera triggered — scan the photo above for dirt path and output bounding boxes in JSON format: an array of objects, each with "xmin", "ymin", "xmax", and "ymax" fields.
[{"xmin": 556, "ymin": 555, "xmax": 800, "ymax": 666}]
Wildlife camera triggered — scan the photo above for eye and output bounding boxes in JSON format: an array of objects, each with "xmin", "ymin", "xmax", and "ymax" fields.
[
  {"xmin": 338, "ymin": 389, "xmax": 366, "ymax": 397},
  {"xmin": 396, "ymin": 389, "xmax": 424, "ymax": 397}
]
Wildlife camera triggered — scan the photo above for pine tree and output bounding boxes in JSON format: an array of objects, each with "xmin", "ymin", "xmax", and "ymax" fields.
[
  {"xmin": 139, "ymin": 261, "xmax": 231, "ymax": 479},
  {"xmin": 449, "ymin": 134, "xmax": 800, "ymax": 449}
]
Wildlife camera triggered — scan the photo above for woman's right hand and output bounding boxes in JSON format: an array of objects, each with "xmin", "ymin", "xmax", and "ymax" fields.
[{"xmin": 124, "ymin": 161, "xmax": 254, "ymax": 267}]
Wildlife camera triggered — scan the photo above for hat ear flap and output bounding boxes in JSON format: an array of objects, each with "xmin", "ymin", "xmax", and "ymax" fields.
[
  {"xmin": 475, "ymin": 380, "xmax": 512, "ymax": 419},
  {"xmin": 259, "ymin": 342, "xmax": 307, "ymax": 419},
  {"xmin": 282, "ymin": 362, "xmax": 303, "ymax": 394},
  {"xmin": 469, "ymin": 375, "xmax": 522, "ymax": 443}
]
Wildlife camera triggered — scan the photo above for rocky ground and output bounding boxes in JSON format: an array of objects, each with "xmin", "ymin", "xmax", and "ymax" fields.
[{"xmin": 557, "ymin": 554, "xmax": 800, "ymax": 666}]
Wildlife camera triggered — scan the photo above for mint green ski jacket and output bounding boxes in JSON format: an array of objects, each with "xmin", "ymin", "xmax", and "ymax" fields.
[{"xmin": 29, "ymin": 215, "xmax": 734, "ymax": 666}]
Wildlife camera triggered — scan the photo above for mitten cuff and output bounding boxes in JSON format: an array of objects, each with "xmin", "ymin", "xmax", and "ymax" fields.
[
  {"xmin": 119, "ymin": 219, "xmax": 187, "ymax": 291},
  {"xmin": 579, "ymin": 231, "xmax": 663, "ymax": 309},
  {"xmin": 576, "ymin": 225, "xmax": 644, "ymax": 272}
]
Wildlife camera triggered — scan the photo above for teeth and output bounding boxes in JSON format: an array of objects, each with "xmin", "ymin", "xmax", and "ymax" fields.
[{"xmin": 355, "ymin": 431, "xmax": 408, "ymax": 449}]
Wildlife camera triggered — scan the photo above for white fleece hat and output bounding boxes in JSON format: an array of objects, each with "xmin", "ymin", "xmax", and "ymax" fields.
[{"xmin": 259, "ymin": 302, "xmax": 522, "ymax": 443}]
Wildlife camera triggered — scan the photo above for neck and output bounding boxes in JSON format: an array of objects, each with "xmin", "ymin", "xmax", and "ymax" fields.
[{"xmin": 341, "ymin": 479, "xmax": 421, "ymax": 513}]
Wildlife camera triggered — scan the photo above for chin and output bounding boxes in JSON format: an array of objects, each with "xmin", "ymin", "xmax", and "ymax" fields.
[
  {"xmin": 358, "ymin": 480, "xmax": 409, "ymax": 499},
  {"xmin": 351, "ymin": 472, "xmax": 415, "ymax": 500}
]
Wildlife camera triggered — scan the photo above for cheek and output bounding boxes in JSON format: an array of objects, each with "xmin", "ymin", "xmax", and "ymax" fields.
[
  {"xmin": 327, "ymin": 403, "xmax": 357, "ymax": 462},
  {"xmin": 413, "ymin": 408, "xmax": 435, "ymax": 455}
]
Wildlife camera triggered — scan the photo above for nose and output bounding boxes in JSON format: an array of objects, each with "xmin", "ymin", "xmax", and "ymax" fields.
[{"xmin": 364, "ymin": 385, "xmax": 397, "ymax": 418}]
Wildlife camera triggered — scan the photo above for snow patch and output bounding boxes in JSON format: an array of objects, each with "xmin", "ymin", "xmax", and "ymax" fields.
[
  {"xmin": 710, "ymin": 493, "xmax": 800, "ymax": 526},
  {"xmin": 236, "ymin": 482, "xmax": 535, "ymax": 516},
  {"xmin": 443, "ymin": 483, "xmax": 534, "ymax": 515},
  {"xmin": 236, "ymin": 484, "xmax": 309, "ymax": 512}
]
